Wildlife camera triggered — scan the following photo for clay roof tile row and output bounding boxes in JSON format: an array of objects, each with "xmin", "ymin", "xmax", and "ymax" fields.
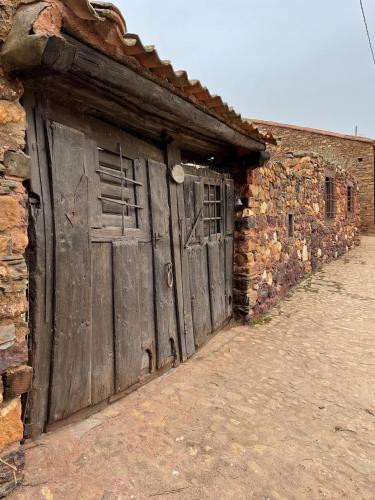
[{"xmin": 35, "ymin": 0, "xmax": 275, "ymax": 145}]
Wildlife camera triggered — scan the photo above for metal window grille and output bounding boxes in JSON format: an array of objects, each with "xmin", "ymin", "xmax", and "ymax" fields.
[
  {"xmin": 203, "ymin": 184, "xmax": 222, "ymax": 237},
  {"xmin": 325, "ymin": 176, "xmax": 336, "ymax": 219},
  {"xmin": 347, "ymin": 186, "xmax": 354, "ymax": 215},
  {"xmin": 97, "ymin": 144, "xmax": 143, "ymax": 233}
]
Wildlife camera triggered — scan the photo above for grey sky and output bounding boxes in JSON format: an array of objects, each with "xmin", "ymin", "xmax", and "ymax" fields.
[{"xmin": 114, "ymin": 1, "xmax": 375, "ymax": 138}]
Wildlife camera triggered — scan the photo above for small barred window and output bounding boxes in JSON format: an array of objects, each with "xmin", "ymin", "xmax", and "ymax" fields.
[
  {"xmin": 347, "ymin": 185, "xmax": 354, "ymax": 216},
  {"xmin": 203, "ymin": 184, "xmax": 222, "ymax": 237},
  {"xmin": 325, "ymin": 176, "xmax": 336, "ymax": 220}
]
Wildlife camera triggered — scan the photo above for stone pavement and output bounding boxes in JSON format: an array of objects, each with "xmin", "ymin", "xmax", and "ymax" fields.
[{"xmin": 10, "ymin": 237, "xmax": 375, "ymax": 500}]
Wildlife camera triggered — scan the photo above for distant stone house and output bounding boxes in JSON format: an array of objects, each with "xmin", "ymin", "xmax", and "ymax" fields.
[
  {"xmin": 0, "ymin": 0, "xmax": 361, "ymax": 495},
  {"xmin": 252, "ymin": 120, "xmax": 375, "ymax": 233}
]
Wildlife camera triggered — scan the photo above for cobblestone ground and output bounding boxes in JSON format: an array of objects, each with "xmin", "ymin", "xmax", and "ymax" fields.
[{"xmin": 11, "ymin": 237, "xmax": 375, "ymax": 500}]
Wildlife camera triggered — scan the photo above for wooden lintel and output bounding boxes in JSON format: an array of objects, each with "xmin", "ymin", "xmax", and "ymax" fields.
[{"xmin": 11, "ymin": 35, "xmax": 265, "ymax": 154}]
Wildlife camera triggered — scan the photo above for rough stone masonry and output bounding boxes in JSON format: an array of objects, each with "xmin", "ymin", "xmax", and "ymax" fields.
[
  {"xmin": 0, "ymin": 0, "xmax": 31, "ymax": 496},
  {"xmin": 253, "ymin": 120, "xmax": 375, "ymax": 233},
  {"xmin": 233, "ymin": 147, "xmax": 361, "ymax": 321}
]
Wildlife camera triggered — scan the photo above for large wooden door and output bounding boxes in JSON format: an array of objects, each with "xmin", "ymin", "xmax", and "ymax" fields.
[
  {"xmin": 25, "ymin": 95, "xmax": 234, "ymax": 435},
  {"xmin": 176, "ymin": 165, "xmax": 234, "ymax": 349},
  {"xmin": 26, "ymin": 97, "xmax": 179, "ymax": 431}
]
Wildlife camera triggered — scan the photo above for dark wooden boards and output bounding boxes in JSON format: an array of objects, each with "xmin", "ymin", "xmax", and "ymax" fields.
[
  {"xmin": 148, "ymin": 160, "xmax": 179, "ymax": 368},
  {"xmin": 28, "ymin": 35, "xmax": 265, "ymax": 153},
  {"xmin": 137, "ymin": 241, "xmax": 156, "ymax": 374},
  {"xmin": 113, "ymin": 240, "xmax": 142, "ymax": 392},
  {"xmin": 46, "ymin": 121, "xmax": 92, "ymax": 424},
  {"xmin": 178, "ymin": 168, "xmax": 234, "ymax": 347},
  {"xmin": 207, "ymin": 239, "xmax": 226, "ymax": 331},
  {"xmin": 166, "ymin": 144, "xmax": 189, "ymax": 362},
  {"xmin": 188, "ymin": 245, "xmax": 212, "ymax": 348},
  {"xmin": 176, "ymin": 181, "xmax": 196, "ymax": 359},
  {"xmin": 91, "ymin": 242, "xmax": 114, "ymax": 404},
  {"xmin": 23, "ymin": 94, "xmax": 55, "ymax": 437},
  {"xmin": 25, "ymin": 91, "xmax": 236, "ymax": 437}
]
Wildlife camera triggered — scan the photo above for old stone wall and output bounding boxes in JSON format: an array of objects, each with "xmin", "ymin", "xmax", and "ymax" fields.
[
  {"xmin": 253, "ymin": 122, "xmax": 374, "ymax": 232},
  {"xmin": 0, "ymin": 0, "xmax": 31, "ymax": 495},
  {"xmin": 233, "ymin": 149, "xmax": 361, "ymax": 321}
]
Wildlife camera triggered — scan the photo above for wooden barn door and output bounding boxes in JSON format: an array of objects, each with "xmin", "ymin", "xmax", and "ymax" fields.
[
  {"xmin": 46, "ymin": 122, "xmax": 93, "ymax": 422},
  {"xmin": 25, "ymin": 95, "xmax": 234, "ymax": 435},
  {"xmin": 26, "ymin": 98, "xmax": 180, "ymax": 432},
  {"xmin": 174, "ymin": 166, "xmax": 234, "ymax": 350}
]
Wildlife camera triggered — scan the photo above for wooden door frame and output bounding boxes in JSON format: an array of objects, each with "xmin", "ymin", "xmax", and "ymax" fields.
[
  {"xmin": 165, "ymin": 142, "xmax": 195, "ymax": 362},
  {"xmin": 165, "ymin": 140, "xmax": 236, "ymax": 361}
]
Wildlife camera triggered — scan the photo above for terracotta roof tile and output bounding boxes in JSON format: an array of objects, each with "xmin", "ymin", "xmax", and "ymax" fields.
[
  {"xmin": 31, "ymin": 0, "xmax": 275, "ymax": 145},
  {"xmin": 251, "ymin": 119, "xmax": 373, "ymax": 144}
]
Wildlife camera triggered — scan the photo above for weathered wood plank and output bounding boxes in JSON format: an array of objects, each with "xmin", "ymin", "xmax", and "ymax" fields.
[
  {"xmin": 188, "ymin": 245, "xmax": 212, "ymax": 348},
  {"xmin": 134, "ymin": 159, "xmax": 148, "ymax": 233},
  {"xmin": 113, "ymin": 240, "xmax": 142, "ymax": 392},
  {"xmin": 36, "ymin": 36, "xmax": 265, "ymax": 153},
  {"xmin": 36, "ymin": 97, "xmax": 165, "ymax": 163},
  {"xmin": 207, "ymin": 239, "xmax": 226, "ymax": 331},
  {"xmin": 91, "ymin": 242, "xmax": 115, "ymax": 404},
  {"xmin": 23, "ymin": 92, "xmax": 54, "ymax": 437},
  {"xmin": 138, "ymin": 241, "xmax": 156, "ymax": 376},
  {"xmin": 85, "ymin": 137, "xmax": 102, "ymax": 229},
  {"xmin": 148, "ymin": 159, "xmax": 179, "ymax": 368},
  {"xmin": 101, "ymin": 213, "xmax": 136, "ymax": 229},
  {"xmin": 165, "ymin": 144, "xmax": 188, "ymax": 361},
  {"xmin": 194, "ymin": 180, "xmax": 204, "ymax": 241},
  {"xmin": 100, "ymin": 184, "xmax": 134, "ymax": 205},
  {"xmin": 176, "ymin": 182, "xmax": 195, "ymax": 359},
  {"xmin": 46, "ymin": 121, "xmax": 92, "ymax": 424},
  {"xmin": 183, "ymin": 175, "xmax": 195, "ymax": 240}
]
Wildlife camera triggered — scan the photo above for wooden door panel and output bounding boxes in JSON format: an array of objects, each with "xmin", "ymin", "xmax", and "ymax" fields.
[
  {"xmin": 138, "ymin": 241, "xmax": 157, "ymax": 374},
  {"xmin": 113, "ymin": 240, "xmax": 142, "ymax": 392},
  {"xmin": 24, "ymin": 95, "xmax": 55, "ymax": 437},
  {"xmin": 46, "ymin": 121, "xmax": 92, "ymax": 424},
  {"xmin": 176, "ymin": 183, "xmax": 195, "ymax": 359},
  {"xmin": 91, "ymin": 242, "xmax": 114, "ymax": 404},
  {"xmin": 188, "ymin": 246, "xmax": 212, "ymax": 348},
  {"xmin": 148, "ymin": 160, "xmax": 179, "ymax": 368},
  {"xmin": 183, "ymin": 176, "xmax": 195, "ymax": 239},
  {"xmin": 207, "ymin": 240, "xmax": 226, "ymax": 331}
]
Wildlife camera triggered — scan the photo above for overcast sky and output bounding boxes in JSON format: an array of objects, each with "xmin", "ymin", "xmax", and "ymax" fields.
[{"xmin": 114, "ymin": 1, "xmax": 375, "ymax": 138}]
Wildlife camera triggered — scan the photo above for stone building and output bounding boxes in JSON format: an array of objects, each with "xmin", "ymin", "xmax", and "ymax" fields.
[
  {"xmin": 233, "ymin": 147, "xmax": 360, "ymax": 321},
  {"xmin": 0, "ymin": 0, "xmax": 361, "ymax": 495},
  {"xmin": 252, "ymin": 120, "xmax": 375, "ymax": 233}
]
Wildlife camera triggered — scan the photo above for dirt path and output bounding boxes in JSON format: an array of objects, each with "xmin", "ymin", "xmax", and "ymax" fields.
[{"xmin": 11, "ymin": 237, "xmax": 375, "ymax": 500}]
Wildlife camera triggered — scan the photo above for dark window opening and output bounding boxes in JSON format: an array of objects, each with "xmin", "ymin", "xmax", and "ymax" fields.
[
  {"xmin": 325, "ymin": 176, "xmax": 336, "ymax": 219},
  {"xmin": 347, "ymin": 185, "xmax": 354, "ymax": 216},
  {"xmin": 204, "ymin": 184, "xmax": 222, "ymax": 237},
  {"xmin": 288, "ymin": 214, "xmax": 294, "ymax": 238}
]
